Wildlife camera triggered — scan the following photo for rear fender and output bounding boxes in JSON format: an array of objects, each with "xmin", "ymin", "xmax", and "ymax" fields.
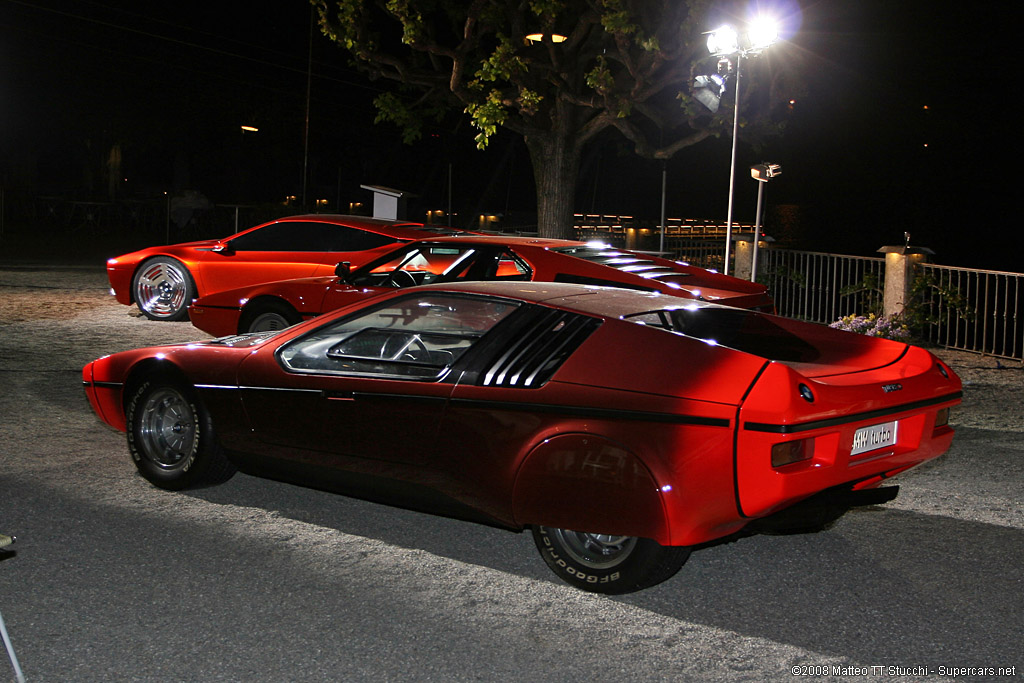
[{"xmin": 512, "ymin": 434, "xmax": 670, "ymax": 545}]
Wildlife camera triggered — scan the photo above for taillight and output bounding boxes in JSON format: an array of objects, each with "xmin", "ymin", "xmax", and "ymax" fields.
[{"xmin": 771, "ymin": 438, "xmax": 815, "ymax": 468}]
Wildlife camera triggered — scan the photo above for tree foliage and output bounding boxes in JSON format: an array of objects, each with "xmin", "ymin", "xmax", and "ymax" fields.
[{"xmin": 312, "ymin": 0, "xmax": 789, "ymax": 236}]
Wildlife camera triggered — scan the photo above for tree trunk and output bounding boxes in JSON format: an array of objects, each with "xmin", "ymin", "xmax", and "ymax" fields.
[{"xmin": 525, "ymin": 132, "xmax": 581, "ymax": 240}]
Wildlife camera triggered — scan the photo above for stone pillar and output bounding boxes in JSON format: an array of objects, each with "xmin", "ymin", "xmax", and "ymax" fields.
[
  {"xmin": 733, "ymin": 233, "xmax": 755, "ymax": 280},
  {"xmin": 877, "ymin": 245, "xmax": 934, "ymax": 316},
  {"xmin": 625, "ymin": 227, "xmax": 638, "ymax": 251}
]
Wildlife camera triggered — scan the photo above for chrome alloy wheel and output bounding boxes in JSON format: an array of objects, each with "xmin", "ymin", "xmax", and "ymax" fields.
[
  {"xmin": 136, "ymin": 387, "xmax": 198, "ymax": 471},
  {"xmin": 548, "ymin": 529, "xmax": 638, "ymax": 569},
  {"xmin": 135, "ymin": 260, "xmax": 190, "ymax": 318}
]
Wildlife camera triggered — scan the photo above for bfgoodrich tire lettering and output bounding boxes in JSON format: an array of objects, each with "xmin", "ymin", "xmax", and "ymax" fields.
[
  {"xmin": 126, "ymin": 380, "xmax": 236, "ymax": 490},
  {"xmin": 532, "ymin": 525, "xmax": 691, "ymax": 594}
]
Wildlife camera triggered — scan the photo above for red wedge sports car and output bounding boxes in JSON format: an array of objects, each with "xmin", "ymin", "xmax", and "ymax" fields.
[
  {"xmin": 187, "ymin": 236, "xmax": 774, "ymax": 336},
  {"xmin": 106, "ymin": 214, "xmax": 466, "ymax": 321},
  {"xmin": 84, "ymin": 282, "xmax": 960, "ymax": 594}
]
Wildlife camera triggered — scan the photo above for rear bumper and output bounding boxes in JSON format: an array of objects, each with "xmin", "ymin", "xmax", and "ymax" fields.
[{"xmin": 736, "ymin": 392, "xmax": 960, "ymax": 518}]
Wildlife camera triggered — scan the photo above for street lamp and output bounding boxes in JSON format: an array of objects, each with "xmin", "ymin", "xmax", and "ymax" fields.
[
  {"xmin": 749, "ymin": 162, "xmax": 781, "ymax": 282},
  {"xmin": 703, "ymin": 17, "xmax": 779, "ymax": 275}
]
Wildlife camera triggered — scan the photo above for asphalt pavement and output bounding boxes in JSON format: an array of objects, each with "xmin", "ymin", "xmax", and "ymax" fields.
[{"xmin": 0, "ymin": 265, "xmax": 1020, "ymax": 682}]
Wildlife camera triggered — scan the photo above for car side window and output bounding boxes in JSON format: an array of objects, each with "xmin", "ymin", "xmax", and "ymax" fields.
[
  {"xmin": 229, "ymin": 222, "xmax": 401, "ymax": 252},
  {"xmin": 350, "ymin": 246, "xmax": 479, "ymax": 288},
  {"xmin": 447, "ymin": 249, "xmax": 532, "ymax": 282},
  {"xmin": 278, "ymin": 293, "xmax": 521, "ymax": 379}
]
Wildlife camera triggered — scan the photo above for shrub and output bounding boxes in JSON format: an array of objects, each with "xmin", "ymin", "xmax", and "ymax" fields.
[{"xmin": 829, "ymin": 312, "xmax": 912, "ymax": 341}]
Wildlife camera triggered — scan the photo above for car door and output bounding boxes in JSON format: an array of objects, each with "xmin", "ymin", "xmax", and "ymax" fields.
[
  {"xmin": 236, "ymin": 291, "xmax": 522, "ymax": 468},
  {"xmin": 199, "ymin": 221, "xmax": 402, "ymax": 294}
]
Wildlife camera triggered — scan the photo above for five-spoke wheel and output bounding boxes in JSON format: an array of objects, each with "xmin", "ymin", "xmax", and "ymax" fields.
[{"xmin": 132, "ymin": 257, "xmax": 196, "ymax": 321}]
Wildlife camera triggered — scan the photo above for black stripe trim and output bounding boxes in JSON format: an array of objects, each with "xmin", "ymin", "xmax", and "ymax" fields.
[
  {"xmin": 83, "ymin": 380, "xmax": 123, "ymax": 389},
  {"xmin": 742, "ymin": 391, "xmax": 962, "ymax": 434},
  {"xmin": 448, "ymin": 397, "xmax": 729, "ymax": 427},
  {"xmin": 351, "ymin": 392, "xmax": 448, "ymax": 406},
  {"xmin": 198, "ymin": 384, "xmax": 724, "ymax": 425},
  {"xmin": 199, "ymin": 385, "xmax": 448, "ymax": 406}
]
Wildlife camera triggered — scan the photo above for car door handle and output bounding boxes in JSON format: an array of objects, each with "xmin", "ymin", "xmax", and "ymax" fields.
[{"xmin": 323, "ymin": 390, "xmax": 355, "ymax": 401}]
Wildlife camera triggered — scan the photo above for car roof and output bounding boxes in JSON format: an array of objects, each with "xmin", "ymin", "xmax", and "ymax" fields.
[
  {"xmin": 257, "ymin": 214, "xmax": 467, "ymax": 238},
  {"xmin": 414, "ymin": 235, "xmax": 586, "ymax": 249}
]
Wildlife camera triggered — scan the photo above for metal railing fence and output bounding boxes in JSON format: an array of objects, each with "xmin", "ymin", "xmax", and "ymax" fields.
[
  {"xmin": 667, "ymin": 238, "xmax": 728, "ymax": 274},
  {"xmin": 664, "ymin": 240, "xmax": 1024, "ymax": 362},
  {"xmin": 757, "ymin": 249, "xmax": 886, "ymax": 324},
  {"xmin": 917, "ymin": 264, "xmax": 1023, "ymax": 361}
]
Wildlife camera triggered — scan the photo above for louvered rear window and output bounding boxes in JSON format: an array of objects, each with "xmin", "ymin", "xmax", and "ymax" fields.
[{"xmin": 478, "ymin": 308, "xmax": 601, "ymax": 388}]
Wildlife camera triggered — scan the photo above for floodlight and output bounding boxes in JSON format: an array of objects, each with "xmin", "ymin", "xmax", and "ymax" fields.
[
  {"xmin": 747, "ymin": 16, "xmax": 779, "ymax": 50},
  {"xmin": 706, "ymin": 25, "xmax": 739, "ymax": 55},
  {"xmin": 750, "ymin": 163, "xmax": 782, "ymax": 181},
  {"xmin": 692, "ymin": 74, "xmax": 727, "ymax": 112}
]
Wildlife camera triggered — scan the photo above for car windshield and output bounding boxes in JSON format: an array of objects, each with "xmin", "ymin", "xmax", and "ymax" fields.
[{"xmin": 623, "ymin": 306, "xmax": 821, "ymax": 362}]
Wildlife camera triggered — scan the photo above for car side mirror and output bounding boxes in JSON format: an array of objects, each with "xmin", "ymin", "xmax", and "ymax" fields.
[
  {"xmin": 212, "ymin": 241, "xmax": 234, "ymax": 255},
  {"xmin": 334, "ymin": 261, "xmax": 352, "ymax": 281}
]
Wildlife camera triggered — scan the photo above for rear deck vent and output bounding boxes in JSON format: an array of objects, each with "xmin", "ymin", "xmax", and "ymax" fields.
[{"xmin": 480, "ymin": 309, "xmax": 600, "ymax": 388}]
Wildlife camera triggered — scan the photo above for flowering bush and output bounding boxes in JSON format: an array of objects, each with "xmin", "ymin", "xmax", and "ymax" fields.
[{"xmin": 829, "ymin": 312, "xmax": 912, "ymax": 341}]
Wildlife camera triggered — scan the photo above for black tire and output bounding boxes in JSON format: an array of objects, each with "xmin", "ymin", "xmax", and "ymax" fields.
[
  {"xmin": 239, "ymin": 301, "xmax": 302, "ymax": 333},
  {"xmin": 126, "ymin": 380, "xmax": 236, "ymax": 490},
  {"xmin": 132, "ymin": 257, "xmax": 196, "ymax": 321},
  {"xmin": 532, "ymin": 526, "xmax": 691, "ymax": 594}
]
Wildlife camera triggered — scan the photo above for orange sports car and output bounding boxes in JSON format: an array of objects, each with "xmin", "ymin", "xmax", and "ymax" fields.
[{"xmin": 106, "ymin": 214, "xmax": 466, "ymax": 321}]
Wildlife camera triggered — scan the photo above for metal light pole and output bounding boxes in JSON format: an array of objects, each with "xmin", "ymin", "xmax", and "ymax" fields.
[
  {"xmin": 704, "ymin": 19, "xmax": 779, "ymax": 275},
  {"xmin": 659, "ymin": 161, "xmax": 667, "ymax": 254},
  {"xmin": 750, "ymin": 162, "xmax": 781, "ymax": 282},
  {"xmin": 723, "ymin": 53, "xmax": 742, "ymax": 275}
]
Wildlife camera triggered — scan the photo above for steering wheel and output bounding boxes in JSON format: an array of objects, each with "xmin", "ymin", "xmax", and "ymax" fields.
[
  {"xmin": 400, "ymin": 336, "xmax": 431, "ymax": 362},
  {"xmin": 387, "ymin": 269, "xmax": 419, "ymax": 288}
]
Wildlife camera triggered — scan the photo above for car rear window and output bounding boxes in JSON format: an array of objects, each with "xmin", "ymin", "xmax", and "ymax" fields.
[
  {"xmin": 553, "ymin": 245, "xmax": 686, "ymax": 281},
  {"xmin": 624, "ymin": 306, "xmax": 821, "ymax": 362}
]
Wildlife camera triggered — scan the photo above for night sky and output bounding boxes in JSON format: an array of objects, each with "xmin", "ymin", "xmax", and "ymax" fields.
[{"xmin": 1, "ymin": 0, "xmax": 1016, "ymax": 270}]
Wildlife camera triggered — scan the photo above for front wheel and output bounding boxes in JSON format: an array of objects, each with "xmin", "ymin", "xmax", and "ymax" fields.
[
  {"xmin": 240, "ymin": 302, "xmax": 302, "ymax": 334},
  {"xmin": 132, "ymin": 257, "xmax": 196, "ymax": 321},
  {"xmin": 532, "ymin": 526, "xmax": 691, "ymax": 594},
  {"xmin": 126, "ymin": 380, "xmax": 236, "ymax": 490}
]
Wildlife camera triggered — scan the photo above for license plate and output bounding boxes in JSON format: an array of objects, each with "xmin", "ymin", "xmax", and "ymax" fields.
[{"xmin": 851, "ymin": 421, "xmax": 898, "ymax": 456}]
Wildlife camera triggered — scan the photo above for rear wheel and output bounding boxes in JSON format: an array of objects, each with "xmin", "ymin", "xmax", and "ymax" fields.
[
  {"xmin": 532, "ymin": 526, "xmax": 690, "ymax": 594},
  {"xmin": 132, "ymin": 257, "xmax": 196, "ymax": 321},
  {"xmin": 126, "ymin": 380, "xmax": 235, "ymax": 490}
]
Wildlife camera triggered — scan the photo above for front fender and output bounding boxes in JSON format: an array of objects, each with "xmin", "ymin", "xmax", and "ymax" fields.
[{"xmin": 512, "ymin": 434, "xmax": 670, "ymax": 544}]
